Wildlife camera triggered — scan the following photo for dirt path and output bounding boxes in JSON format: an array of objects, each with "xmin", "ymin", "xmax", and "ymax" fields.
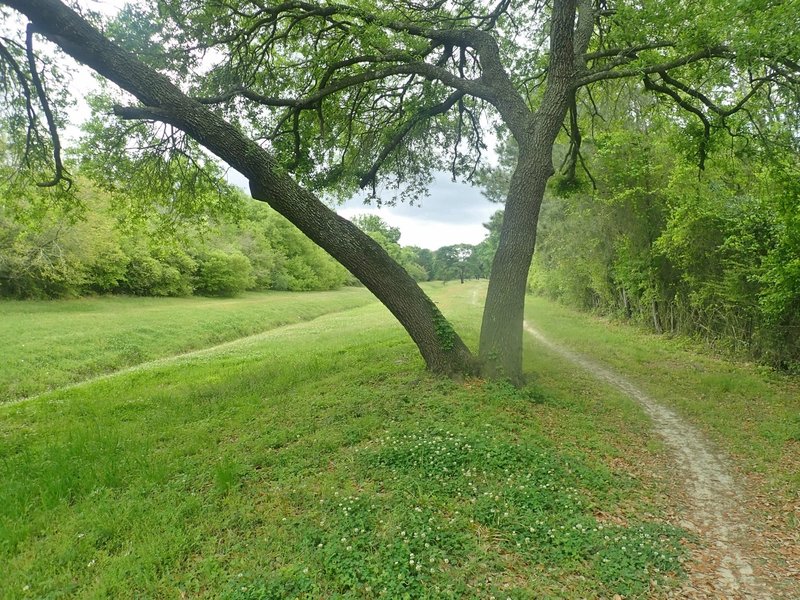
[{"xmin": 524, "ymin": 321, "xmax": 776, "ymax": 599}]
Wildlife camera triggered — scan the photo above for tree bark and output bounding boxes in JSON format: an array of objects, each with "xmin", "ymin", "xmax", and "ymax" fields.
[
  {"xmin": 479, "ymin": 147, "xmax": 550, "ymax": 383},
  {"xmin": 478, "ymin": 0, "xmax": 581, "ymax": 383},
  {"xmin": 5, "ymin": 0, "xmax": 477, "ymax": 376}
]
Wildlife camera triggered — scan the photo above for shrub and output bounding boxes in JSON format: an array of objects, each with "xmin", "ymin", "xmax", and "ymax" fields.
[{"xmin": 194, "ymin": 249, "xmax": 254, "ymax": 297}]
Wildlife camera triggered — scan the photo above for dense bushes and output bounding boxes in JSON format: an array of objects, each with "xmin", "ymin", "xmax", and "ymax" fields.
[
  {"xmin": 528, "ymin": 130, "xmax": 800, "ymax": 370},
  {"xmin": 0, "ymin": 182, "xmax": 351, "ymax": 299}
]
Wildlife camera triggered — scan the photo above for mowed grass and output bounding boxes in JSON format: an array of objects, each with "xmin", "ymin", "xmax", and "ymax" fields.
[
  {"xmin": 523, "ymin": 296, "xmax": 800, "ymax": 509},
  {"xmin": 0, "ymin": 288, "xmax": 373, "ymax": 402},
  {"xmin": 1, "ymin": 282, "xmax": 690, "ymax": 599}
]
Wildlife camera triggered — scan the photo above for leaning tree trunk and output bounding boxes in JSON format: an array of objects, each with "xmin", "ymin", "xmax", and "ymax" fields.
[{"xmin": 8, "ymin": 0, "xmax": 476, "ymax": 376}]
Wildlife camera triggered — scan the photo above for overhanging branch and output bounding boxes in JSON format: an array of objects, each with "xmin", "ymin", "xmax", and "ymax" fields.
[
  {"xmin": 643, "ymin": 73, "xmax": 711, "ymax": 170},
  {"xmin": 359, "ymin": 90, "xmax": 465, "ymax": 189},
  {"xmin": 196, "ymin": 62, "xmax": 493, "ymax": 108},
  {"xmin": 658, "ymin": 70, "xmax": 771, "ymax": 118},
  {"xmin": 576, "ymin": 45, "xmax": 732, "ymax": 87},
  {"xmin": 25, "ymin": 24, "xmax": 70, "ymax": 188}
]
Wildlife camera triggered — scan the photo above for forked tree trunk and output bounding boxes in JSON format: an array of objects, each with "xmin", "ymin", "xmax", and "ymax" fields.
[{"xmin": 8, "ymin": 0, "xmax": 477, "ymax": 376}]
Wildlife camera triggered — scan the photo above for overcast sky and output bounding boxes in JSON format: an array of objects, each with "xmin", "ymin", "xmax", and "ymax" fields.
[
  {"xmin": 227, "ymin": 170, "xmax": 499, "ymax": 250},
  {"xmin": 336, "ymin": 175, "xmax": 499, "ymax": 249},
  {"xmin": 61, "ymin": 0, "xmax": 500, "ymax": 251}
]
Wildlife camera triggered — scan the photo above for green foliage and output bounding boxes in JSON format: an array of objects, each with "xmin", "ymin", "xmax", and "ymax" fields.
[
  {"xmin": 121, "ymin": 244, "xmax": 195, "ymax": 297},
  {"xmin": 0, "ymin": 174, "xmax": 350, "ymax": 299},
  {"xmin": 520, "ymin": 120, "xmax": 800, "ymax": 370},
  {"xmin": 432, "ymin": 308, "xmax": 457, "ymax": 351},
  {"xmin": 79, "ymin": 96, "xmax": 244, "ymax": 229},
  {"xmin": 351, "ymin": 214, "xmax": 401, "ymax": 245},
  {"xmin": 193, "ymin": 250, "xmax": 254, "ymax": 297},
  {"xmin": 432, "ymin": 243, "xmax": 484, "ymax": 282},
  {"xmin": 351, "ymin": 213, "xmax": 430, "ymax": 282}
]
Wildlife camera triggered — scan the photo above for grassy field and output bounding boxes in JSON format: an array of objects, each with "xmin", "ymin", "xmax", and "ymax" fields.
[
  {"xmin": 1, "ymin": 282, "xmax": 796, "ymax": 598},
  {"xmin": 0, "ymin": 288, "xmax": 373, "ymax": 402}
]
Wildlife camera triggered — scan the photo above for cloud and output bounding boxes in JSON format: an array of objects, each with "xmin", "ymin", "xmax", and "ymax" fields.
[
  {"xmin": 227, "ymin": 170, "xmax": 498, "ymax": 250},
  {"xmin": 338, "ymin": 172, "xmax": 500, "ymax": 249}
]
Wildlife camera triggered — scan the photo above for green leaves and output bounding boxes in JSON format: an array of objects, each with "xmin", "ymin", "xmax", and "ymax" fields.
[
  {"xmin": 78, "ymin": 97, "xmax": 243, "ymax": 233},
  {"xmin": 525, "ymin": 100, "xmax": 800, "ymax": 369}
]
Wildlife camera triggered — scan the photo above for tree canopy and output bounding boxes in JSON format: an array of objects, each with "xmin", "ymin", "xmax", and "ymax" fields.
[{"xmin": 1, "ymin": 0, "xmax": 798, "ymax": 381}]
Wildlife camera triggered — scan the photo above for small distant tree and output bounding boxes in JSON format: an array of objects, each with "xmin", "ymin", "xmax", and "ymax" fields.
[{"xmin": 434, "ymin": 244, "xmax": 476, "ymax": 284}]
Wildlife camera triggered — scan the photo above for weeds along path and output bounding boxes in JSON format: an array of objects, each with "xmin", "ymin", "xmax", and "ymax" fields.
[
  {"xmin": 524, "ymin": 321, "xmax": 775, "ymax": 599},
  {"xmin": 9, "ymin": 303, "xmax": 374, "ymax": 408}
]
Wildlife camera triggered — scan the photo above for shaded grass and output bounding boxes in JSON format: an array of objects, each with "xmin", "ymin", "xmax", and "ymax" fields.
[
  {"xmin": 0, "ymin": 288, "xmax": 373, "ymax": 402},
  {"xmin": 1, "ymin": 282, "xmax": 688, "ymax": 599}
]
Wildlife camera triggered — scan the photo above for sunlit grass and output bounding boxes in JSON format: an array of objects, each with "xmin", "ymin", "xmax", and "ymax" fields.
[
  {"xmin": 1, "ymin": 282, "xmax": 691, "ymax": 598},
  {"xmin": 0, "ymin": 288, "xmax": 373, "ymax": 402}
]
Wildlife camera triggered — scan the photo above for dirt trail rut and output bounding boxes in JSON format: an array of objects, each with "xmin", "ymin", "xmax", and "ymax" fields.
[
  {"xmin": 524, "ymin": 321, "xmax": 774, "ymax": 599},
  {"xmin": 7, "ymin": 306, "xmax": 361, "ymax": 408}
]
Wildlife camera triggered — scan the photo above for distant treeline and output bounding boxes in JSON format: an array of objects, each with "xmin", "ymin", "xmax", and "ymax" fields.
[
  {"xmin": 0, "ymin": 180, "xmax": 498, "ymax": 300},
  {"xmin": 527, "ymin": 129, "xmax": 800, "ymax": 371},
  {"xmin": 349, "ymin": 213, "xmax": 498, "ymax": 286},
  {"xmin": 0, "ymin": 181, "xmax": 353, "ymax": 298}
]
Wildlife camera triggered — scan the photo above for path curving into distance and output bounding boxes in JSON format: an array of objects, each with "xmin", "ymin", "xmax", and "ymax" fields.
[{"xmin": 524, "ymin": 321, "xmax": 774, "ymax": 599}]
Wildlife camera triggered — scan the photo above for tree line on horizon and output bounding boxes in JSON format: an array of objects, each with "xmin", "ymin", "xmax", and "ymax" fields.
[{"xmin": 0, "ymin": 171, "xmax": 500, "ymax": 299}]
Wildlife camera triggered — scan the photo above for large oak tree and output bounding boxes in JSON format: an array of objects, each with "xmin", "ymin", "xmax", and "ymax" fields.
[{"xmin": 2, "ymin": 0, "xmax": 797, "ymax": 382}]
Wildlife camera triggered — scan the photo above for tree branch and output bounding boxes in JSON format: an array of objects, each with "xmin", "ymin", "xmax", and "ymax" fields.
[
  {"xmin": 0, "ymin": 37, "xmax": 37, "ymax": 164},
  {"xmin": 359, "ymin": 90, "xmax": 465, "ymax": 188},
  {"xmin": 576, "ymin": 45, "xmax": 731, "ymax": 87},
  {"xmin": 584, "ymin": 41, "xmax": 674, "ymax": 62},
  {"xmin": 25, "ymin": 24, "xmax": 70, "ymax": 188},
  {"xmin": 658, "ymin": 70, "xmax": 771, "ymax": 118},
  {"xmin": 197, "ymin": 62, "xmax": 493, "ymax": 109},
  {"xmin": 643, "ymin": 73, "xmax": 711, "ymax": 169}
]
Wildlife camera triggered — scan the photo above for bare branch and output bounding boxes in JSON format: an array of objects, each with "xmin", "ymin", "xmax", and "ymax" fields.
[
  {"xmin": 643, "ymin": 73, "xmax": 711, "ymax": 170},
  {"xmin": 25, "ymin": 24, "xmax": 70, "ymax": 188},
  {"xmin": 576, "ymin": 45, "xmax": 732, "ymax": 87},
  {"xmin": 197, "ymin": 62, "xmax": 493, "ymax": 108},
  {"xmin": 584, "ymin": 41, "xmax": 674, "ymax": 62},
  {"xmin": 561, "ymin": 89, "xmax": 581, "ymax": 182},
  {"xmin": 0, "ymin": 38, "xmax": 37, "ymax": 163},
  {"xmin": 657, "ymin": 70, "xmax": 771, "ymax": 118}
]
